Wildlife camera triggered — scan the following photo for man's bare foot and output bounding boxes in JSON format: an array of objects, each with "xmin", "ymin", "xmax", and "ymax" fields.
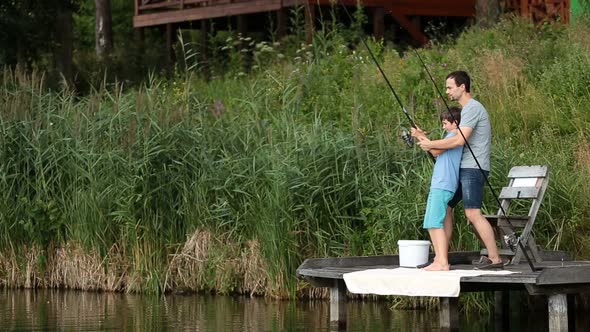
[{"xmin": 422, "ymin": 262, "xmax": 450, "ymax": 271}]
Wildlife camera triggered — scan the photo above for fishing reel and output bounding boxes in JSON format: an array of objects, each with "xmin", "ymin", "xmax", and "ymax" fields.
[
  {"xmin": 400, "ymin": 128, "xmax": 414, "ymax": 147},
  {"xmin": 503, "ymin": 232, "xmax": 519, "ymax": 251}
]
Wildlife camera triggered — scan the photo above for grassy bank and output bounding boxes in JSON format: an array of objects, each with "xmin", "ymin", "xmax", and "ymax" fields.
[{"xmin": 1, "ymin": 17, "xmax": 590, "ymax": 305}]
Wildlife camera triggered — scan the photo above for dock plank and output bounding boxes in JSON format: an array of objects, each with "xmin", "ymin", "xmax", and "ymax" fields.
[
  {"xmin": 299, "ymin": 264, "xmax": 542, "ymax": 284},
  {"xmin": 537, "ymin": 265, "xmax": 590, "ymax": 285}
]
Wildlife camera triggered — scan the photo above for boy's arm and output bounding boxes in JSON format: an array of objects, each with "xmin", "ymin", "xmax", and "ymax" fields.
[{"xmin": 418, "ymin": 127, "xmax": 473, "ymax": 151}]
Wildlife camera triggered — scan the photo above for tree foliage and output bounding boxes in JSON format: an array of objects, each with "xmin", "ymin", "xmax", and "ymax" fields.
[{"xmin": 0, "ymin": 1, "xmax": 63, "ymax": 66}]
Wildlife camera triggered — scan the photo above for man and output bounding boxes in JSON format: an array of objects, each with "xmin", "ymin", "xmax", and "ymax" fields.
[{"xmin": 411, "ymin": 70, "xmax": 502, "ymax": 269}]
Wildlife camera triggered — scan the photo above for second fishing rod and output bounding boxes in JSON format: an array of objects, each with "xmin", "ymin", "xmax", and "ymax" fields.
[{"xmin": 334, "ymin": 3, "xmax": 434, "ymax": 161}]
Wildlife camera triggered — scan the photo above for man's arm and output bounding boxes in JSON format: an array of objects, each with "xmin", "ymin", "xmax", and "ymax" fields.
[{"xmin": 418, "ymin": 127, "xmax": 473, "ymax": 151}]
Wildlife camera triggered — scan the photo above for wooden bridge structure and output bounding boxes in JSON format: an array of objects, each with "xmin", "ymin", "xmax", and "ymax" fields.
[
  {"xmin": 133, "ymin": 0, "xmax": 571, "ymax": 45},
  {"xmin": 132, "ymin": 0, "xmax": 571, "ymax": 71},
  {"xmin": 134, "ymin": 0, "xmax": 477, "ymax": 45}
]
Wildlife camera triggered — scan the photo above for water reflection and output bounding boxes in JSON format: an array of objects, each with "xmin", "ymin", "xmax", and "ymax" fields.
[{"xmin": 0, "ymin": 289, "xmax": 580, "ymax": 331}]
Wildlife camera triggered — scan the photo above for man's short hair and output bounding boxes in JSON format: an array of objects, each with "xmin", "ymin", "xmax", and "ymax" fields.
[{"xmin": 446, "ymin": 71, "xmax": 471, "ymax": 93}]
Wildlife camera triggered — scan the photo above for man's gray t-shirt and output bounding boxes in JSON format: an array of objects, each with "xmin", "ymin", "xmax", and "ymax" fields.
[{"xmin": 459, "ymin": 99, "xmax": 491, "ymax": 171}]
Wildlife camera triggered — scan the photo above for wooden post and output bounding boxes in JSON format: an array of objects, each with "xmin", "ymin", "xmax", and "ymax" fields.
[
  {"xmin": 439, "ymin": 297, "xmax": 459, "ymax": 331},
  {"xmin": 237, "ymin": 14, "xmax": 248, "ymax": 38},
  {"xmin": 200, "ymin": 20, "xmax": 210, "ymax": 80},
  {"xmin": 494, "ymin": 291, "xmax": 510, "ymax": 332},
  {"xmin": 237, "ymin": 14, "xmax": 250, "ymax": 71},
  {"xmin": 391, "ymin": 12, "xmax": 428, "ymax": 45},
  {"xmin": 520, "ymin": 0, "xmax": 529, "ymax": 17},
  {"xmin": 330, "ymin": 279, "xmax": 347, "ymax": 330},
  {"xmin": 277, "ymin": 7, "xmax": 288, "ymax": 39},
  {"xmin": 304, "ymin": 4, "xmax": 315, "ymax": 44},
  {"xmin": 411, "ymin": 16, "xmax": 421, "ymax": 32},
  {"xmin": 165, "ymin": 23, "xmax": 176, "ymax": 73},
  {"xmin": 548, "ymin": 294, "xmax": 568, "ymax": 332},
  {"xmin": 372, "ymin": 7, "xmax": 385, "ymax": 41}
]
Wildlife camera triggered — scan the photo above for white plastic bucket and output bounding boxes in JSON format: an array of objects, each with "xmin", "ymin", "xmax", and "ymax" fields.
[{"xmin": 397, "ymin": 240, "xmax": 431, "ymax": 267}]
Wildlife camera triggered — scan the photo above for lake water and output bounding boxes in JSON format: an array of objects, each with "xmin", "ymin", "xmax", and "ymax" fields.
[{"xmin": 0, "ymin": 289, "xmax": 583, "ymax": 331}]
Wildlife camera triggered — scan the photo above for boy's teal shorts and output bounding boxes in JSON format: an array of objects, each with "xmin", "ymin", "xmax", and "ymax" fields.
[{"xmin": 423, "ymin": 188, "xmax": 455, "ymax": 229}]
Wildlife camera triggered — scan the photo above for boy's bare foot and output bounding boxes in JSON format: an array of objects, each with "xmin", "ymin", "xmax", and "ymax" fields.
[{"xmin": 422, "ymin": 262, "xmax": 450, "ymax": 271}]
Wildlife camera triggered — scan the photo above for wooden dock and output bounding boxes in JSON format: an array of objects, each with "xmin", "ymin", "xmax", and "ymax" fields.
[{"xmin": 297, "ymin": 251, "xmax": 590, "ymax": 331}]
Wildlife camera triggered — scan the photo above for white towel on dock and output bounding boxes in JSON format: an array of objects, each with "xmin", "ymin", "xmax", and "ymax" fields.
[{"xmin": 343, "ymin": 268, "xmax": 515, "ymax": 297}]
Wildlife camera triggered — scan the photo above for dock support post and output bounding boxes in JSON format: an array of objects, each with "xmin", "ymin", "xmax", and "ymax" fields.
[
  {"xmin": 494, "ymin": 291, "xmax": 510, "ymax": 332},
  {"xmin": 548, "ymin": 293, "xmax": 568, "ymax": 332},
  {"xmin": 578, "ymin": 293, "xmax": 590, "ymax": 329},
  {"xmin": 439, "ymin": 297, "xmax": 459, "ymax": 331},
  {"xmin": 567, "ymin": 294, "xmax": 575, "ymax": 330},
  {"xmin": 330, "ymin": 279, "xmax": 346, "ymax": 330}
]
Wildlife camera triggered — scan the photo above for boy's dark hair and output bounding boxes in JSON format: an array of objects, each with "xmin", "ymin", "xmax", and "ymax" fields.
[
  {"xmin": 446, "ymin": 71, "xmax": 471, "ymax": 93},
  {"xmin": 441, "ymin": 106, "xmax": 461, "ymax": 125}
]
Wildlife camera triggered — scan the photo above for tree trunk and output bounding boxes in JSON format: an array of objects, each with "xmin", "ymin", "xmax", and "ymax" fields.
[
  {"xmin": 56, "ymin": 0, "xmax": 74, "ymax": 86},
  {"xmin": 95, "ymin": 0, "xmax": 113, "ymax": 58},
  {"xmin": 475, "ymin": 0, "xmax": 501, "ymax": 28}
]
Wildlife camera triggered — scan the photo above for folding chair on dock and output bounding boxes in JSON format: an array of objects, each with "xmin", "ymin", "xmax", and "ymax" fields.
[{"xmin": 481, "ymin": 165, "xmax": 550, "ymax": 265}]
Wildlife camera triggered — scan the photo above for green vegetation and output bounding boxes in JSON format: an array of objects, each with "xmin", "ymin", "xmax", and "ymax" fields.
[{"xmin": 1, "ymin": 16, "xmax": 590, "ymax": 311}]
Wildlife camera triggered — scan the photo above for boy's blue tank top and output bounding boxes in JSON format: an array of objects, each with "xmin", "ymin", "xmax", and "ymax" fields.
[{"xmin": 430, "ymin": 132, "xmax": 463, "ymax": 193}]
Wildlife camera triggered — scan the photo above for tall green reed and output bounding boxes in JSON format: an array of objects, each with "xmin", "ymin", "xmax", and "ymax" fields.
[{"xmin": 1, "ymin": 17, "xmax": 590, "ymax": 301}]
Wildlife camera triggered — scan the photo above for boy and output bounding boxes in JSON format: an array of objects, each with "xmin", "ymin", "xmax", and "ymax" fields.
[{"xmin": 419, "ymin": 107, "xmax": 463, "ymax": 271}]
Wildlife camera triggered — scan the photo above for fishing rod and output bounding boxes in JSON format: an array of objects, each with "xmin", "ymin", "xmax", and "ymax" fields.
[
  {"xmin": 413, "ymin": 49, "xmax": 539, "ymax": 272},
  {"xmin": 335, "ymin": 2, "xmax": 434, "ymax": 161}
]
